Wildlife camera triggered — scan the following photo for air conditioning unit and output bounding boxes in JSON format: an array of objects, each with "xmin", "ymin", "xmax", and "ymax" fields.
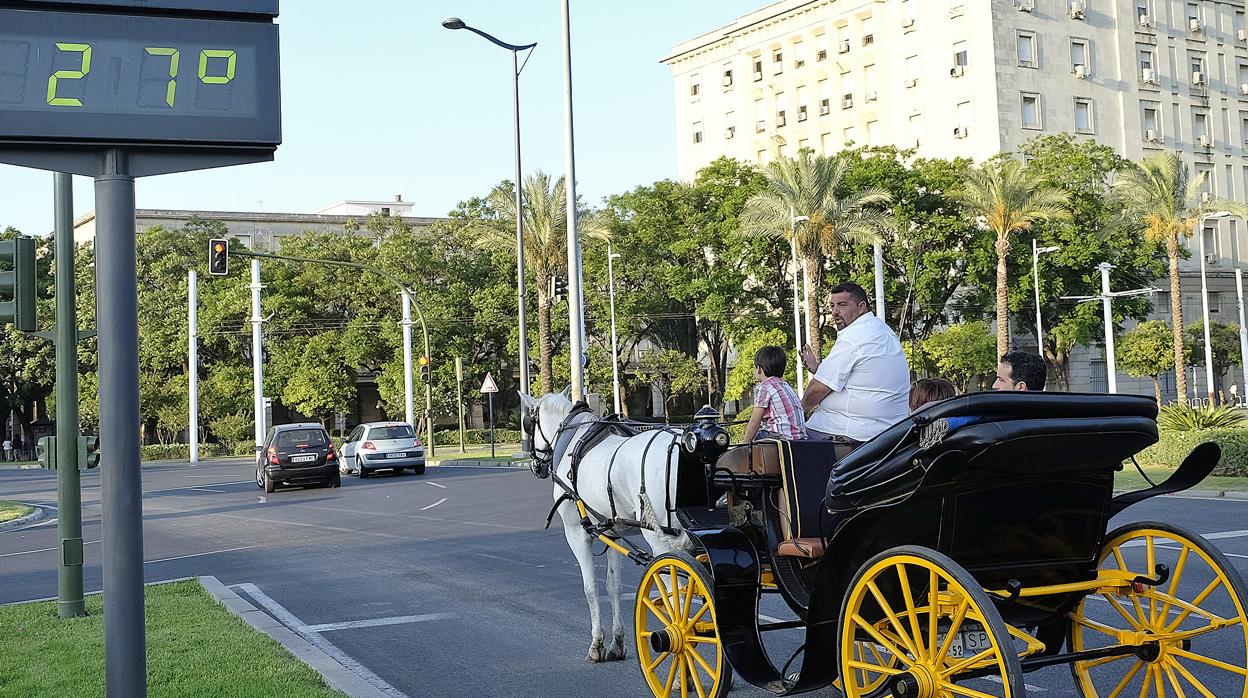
[
  {"xmin": 1190, "ymin": 17, "xmax": 1203, "ymax": 32},
  {"xmin": 1198, "ymin": 134, "xmax": 1212, "ymax": 147},
  {"xmin": 1201, "ymin": 191, "xmax": 1212, "ymax": 202},
  {"xmin": 756, "ymin": 120, "xmax": 767, "ymax": 133},
  {"xmin": 950, "ymin": 65, "xmax": 966, "ymax": 78},
  {"xmin": 1139, "ymin": 14, "xmax": 1152, "ymax": 27},
  {"xmin": 1015, "ymin": 0, "xmax": 1032, "ymax": 11},
  {"xmin": 1206, "ymin": 253, "xmax": 1219, "ymax": 265},
  {"xmin": 1240, "ymin": 29, "xmax": 1248, "ymax": 41},
  {"xmin": 724, "ymin": 126, "xmax": 735, "ymax": 139},
  {"xmin": 816, "ymin": 50, "xmax": 827, "ymax": 61},
  {"xmin": 953, "ymin": 126, "xmax": 968, "ymax": 139},
  {"xmin": 865, "ymin": 90, "xmax": 878, "ymax": 102},
  {"xmin": 842, "ymin": 96, "xmax": 854, "ymax": 109},
  {"xmin": 904, "ymin": 78, "xmax": 918, "ymax": 88},
  {"xmin": 797, "ymin": 107, "xmax": 808, "ymax": 121},
  {"xmin": 901, "ymin": 16, "xmax": 915, "ymax": 27},
  {"xmin": 1240, "ymin": 83, "xmax": 1248, "ymax": 95},
  {"xmin": 819, "ymin": 103, "xmax": 831, "ymax": 115},
  {"xmin": 862, "ymin": 34, "xmax": 875, "ymax": 46},
  {"xmin": 722, "ymin": 75, "xmax": 733, "ymax": 87},
  {"xmin": 753, "ymin": 70, "xmax": 763, "ymax": 81},
  {"xmin": 838, "ymin": 40, "xmax": 851, "ymax": 54},
  {"xmin": 776, "ymin": 114, "xmax": 786, "ymax": 127},
  {"xmin": 1068, "ymin": 1, "xmax": 1085, "ymax": 19},
  {"xmin": 1074, "ymin": 65, "xmax": 1089, "ymax": 79},
  {"xmin": 1141, "ymin": 68, "xmax": 1157, "ymax": 84},
  {"xmin": 1193, "ymin": 71, "xmax": 1206, "ymax": 86},
  {"xmin": 795, "ymin": 59, "xmax": 806, "ymax": 69},
  {"xmin": 1144, "ymin": 129, "xmax": 1159, "ymax": 142}
]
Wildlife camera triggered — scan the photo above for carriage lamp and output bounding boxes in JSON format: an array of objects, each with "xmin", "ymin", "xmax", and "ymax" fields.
[{"xmin": 680, "ymin": 405, "xmax": 730, "ymax": 463}]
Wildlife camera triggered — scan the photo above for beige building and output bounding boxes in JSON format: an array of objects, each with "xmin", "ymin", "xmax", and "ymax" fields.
[{"xmin": 664, "ymin": 0, "xmax": 1248, "ymax": 399}]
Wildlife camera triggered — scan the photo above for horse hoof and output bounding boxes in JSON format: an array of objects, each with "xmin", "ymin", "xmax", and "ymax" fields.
[
  {"xmin": 585, "ymin": 644, "xmax": 606, "ymax": 663},
  {"xmin": 605, "ymin": 645, "xmax": 627, "ymax": 661}
]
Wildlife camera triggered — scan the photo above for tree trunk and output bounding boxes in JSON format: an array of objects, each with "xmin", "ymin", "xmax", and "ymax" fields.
[
  {"xmin": 537, "ymin": 279, "xmax": 553, "ymax": 395},
  {"xmin": 1169, "ymin": 235, "xmax": 1188, "ymax": 405},
  {"xmin": 995, "ymin": 232, "xmax": 1010, "ymax": 359},
  {"xmin": 803, "ymin": 255, "xmax": 822, "ymax": 356},
  {"xmin": 1153, "ymin": 377, "xmax": 1162, "ymax": 405}
]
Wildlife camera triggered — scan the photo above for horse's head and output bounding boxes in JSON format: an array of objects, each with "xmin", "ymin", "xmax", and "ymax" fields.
[{"xmin": 519, "ymin": 387, "xmax": 573, "ymax": 478}]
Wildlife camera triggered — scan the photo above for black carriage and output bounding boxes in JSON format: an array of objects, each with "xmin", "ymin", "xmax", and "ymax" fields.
[{"xmin": 634, "ymin": 391, "xmax": 1248, "ymax": 697}]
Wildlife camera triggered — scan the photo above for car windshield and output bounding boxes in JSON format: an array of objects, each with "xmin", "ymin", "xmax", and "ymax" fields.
[
  {"xmin": 370, "ymin": 425, "xmax": 414, "ymax": 440},
  {"xmin": 275, "ymin": 429, "xmax": 328, "ymax": 448}
]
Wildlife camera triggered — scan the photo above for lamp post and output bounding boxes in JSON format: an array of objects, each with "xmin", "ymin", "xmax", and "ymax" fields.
[
  {"xmin": 1032, "ymin": 240, "xmax": 1060, "ymax": 359},
  {"xmin": 1198, "ymin": 211, "xmax": 1231, "ymax": 404},
  {"xmin": 607, "ymin": 245, "xmax": 622, "ymax": 414},
  {"xmin": 789, "ymin": 207, "xmax": 810, "ymax": 390},
  {"xmin": 442, "ymin": 17, "xmax": 536, "ymax": 408}
]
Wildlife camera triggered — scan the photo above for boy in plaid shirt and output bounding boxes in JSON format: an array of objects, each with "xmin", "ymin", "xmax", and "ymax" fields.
[{"xmin": 743, "ymin": 346, "xmax": 807, "ymax": 442}]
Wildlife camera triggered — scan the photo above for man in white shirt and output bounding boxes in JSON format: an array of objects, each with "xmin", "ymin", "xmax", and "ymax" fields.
[{"xmin": 799, "ymin": 283, "xmax": 910, "ymax": 444}]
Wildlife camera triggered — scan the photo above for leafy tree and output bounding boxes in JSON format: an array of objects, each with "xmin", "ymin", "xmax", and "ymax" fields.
[
  {"xmin": 1183, "ymin": 321, "xmax": 1243, "ymax": 401},
  {"xmin": 723, "ymin": 328, "xmax": 794, "ymax": 402},
  {"xmin": 1112, "ymin": 152, "xmax": 1248, "ymax": 404},
  {"xmin": 634, "ymin": 348, "xmax": 703, "ymax": 422},
  {"xmin": 1116, "ymin": 320, "xmax": 1175, "ymax": 403},
  {"xmin": 956, "ymin": 158, "xmax": 1071, "ymax": 358},
  {"xmin": 740, "ymin": 152, "xmax": 891, "ymax": 354},
  {"xmin": 0, "ymin": 228, "xmax": 56, "ymax": 448},
  {"xmin": 920, "ymin": 321, "xmax": 997, "ymax": 391}
]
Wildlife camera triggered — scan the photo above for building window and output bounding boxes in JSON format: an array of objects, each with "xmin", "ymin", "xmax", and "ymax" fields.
[
  {"xmin": 724, "ymin": 112, "xmax": 736, "ymax": 140},
  {"xmin": 1143, "ymin": 103, "xmax": 1160, "ymax": 138},
  {"xmin": 815, "ymin": 33, "xmax": 828, "ymax": 62},
  {"xmin": 1138, "ymin": 48, "xmax": 1154, "ymax": 73},
  {"xmin": 794, "ymin": 41, "xmax": 806, "ymax": 69},
  {"xmin": 692, "ymin": 121, "xmax": 703, "ymax": 143},
  {"xmin": 1074, "ymin": 98, "xmax": 1093, "ymax": 132},
  {"xmin": 953, "ymin": 41, "xmax": 968, "ymax": 67},
  {"xmin": 820, "ymin": 97, "xmax": 831, "ymax": 115},
  {"xmin": 1190, "ymin": 53, "xmax": 1206, "ymax": 80},
  {"xmin": 867, "ymin": 120, "xmax": 879, "ymax": 144},
  {"xmin": 1187, "ymin": 2, "xmax": 1202, "ymax": 27},
  {"xmin": 772, "ymin": 49, "xmax": 784, "ymax": 75},
  {"xmin": 690, "ymin": 76, "xmax": 700, "ymax": 97},
  {"xmin": 777, "ymin": 109, "xmax": 786, "ymax": 127},
  {"xmin": 1135, "ymin": 0, "xmax": 1151, "ymax": 23},
  {"xmin": 722, "ymin": 65, "xmax": 733, "ymax": 88},
  {"xmin": 798, "ymin": 105, "xmax": 808, "ymax": 122},
  {"xmin": 956, "ymin": 101, "xmax": 972, "ymax": 135},
  {"xmin": 753, "ymin": 58, "xmax": 763, "ymax": 81},
  {"xmin": 905, "ymin": 55, "xmax": 920, "ymax": 86},
  {"xmin": 902, "ymin": 0, "xmax": 917, "ymax": 26},
  {"xmin": 909, "ymin": 113, "xmax": 924, "ymax": 146},
  {"xmin": 844, "ymin": 125, "xmax": 858, "ymax": 145},
  {"xmin": 862, "ymin": 16, "xmax": 875, "ymax": 46},
  {"xmin": 1017, "ymin": 32, "xmax": 1037, "ymax": 68},
  {"xmin": 1195, "ymin": 111, "xmax": 1210, "ymax": 142},
  {"xmin": 1210, "ymin": 291, "xmax": 1222, "ymax": 313},
  {"xmin": 1070, "ymin": 39, "xmax": 1088, "ymax": 72},
  {"xmin": 1021, "ymin": 92, "xmax": 1041, "ymax": 128}
]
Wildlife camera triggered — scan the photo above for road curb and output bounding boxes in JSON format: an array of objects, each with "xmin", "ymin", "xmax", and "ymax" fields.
[
  {"xmin": 0, "ymin": 504, "xmax": 45, "ymax": 532},
  {"xmin": 429, "ymin": 457, "xmax": 531, "ymax": 469},
  {"xmin": 199, "ymin": 575, "xmax": 390, "ymax": 698}
]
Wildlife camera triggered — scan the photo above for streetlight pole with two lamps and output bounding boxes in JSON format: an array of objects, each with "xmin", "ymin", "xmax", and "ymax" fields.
[
  {"xmin": 607, "ymin": 245, "xmax": 622, "ymax": 414},
  {"xmin": 1032, "ymin": 239, "xmax": 1060, "ymax": 360}
]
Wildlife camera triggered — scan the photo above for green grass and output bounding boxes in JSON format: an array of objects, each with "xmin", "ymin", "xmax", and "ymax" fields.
[
  {"xmin": 0, "ymin": 580, "xmax": 346, "ymax": 697},
  {"xmin": 434, "ymin": 442, "xmax": 524, "ymax": 462},
  {"xmin": 1117, "ymin": 461, "xmax": 1248, "ymax": 493},
  {"xmin": 0, "ymin": 500, "xmax": 34, "ymax": 523}
]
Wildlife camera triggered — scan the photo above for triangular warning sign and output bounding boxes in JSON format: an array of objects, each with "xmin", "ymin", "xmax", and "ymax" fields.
[{"xmin": 480, "ymin": 372, "xmax": 499, "ymax": 394}]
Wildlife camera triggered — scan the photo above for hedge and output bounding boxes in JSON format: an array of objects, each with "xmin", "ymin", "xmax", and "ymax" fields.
[
  {"xmin": 433, "ymin": 428, "xmax": 522, "ymax": 446},
  {"xmin": 140, "ymin": 442, "xmax": 233, "ymax": 461},
  {"xmin": 1137, "ymin": 428, "xmax": 1248, "ymax": 477}
]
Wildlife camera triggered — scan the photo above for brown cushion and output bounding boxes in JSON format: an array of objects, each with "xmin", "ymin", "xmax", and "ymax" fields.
[
  {"xmin": 777, "ymin": 538, "xmax": 826, "ymax": 559},
  {"xmin": 715, "ymin": 441, "xmax": 783, "ymax": 476}
]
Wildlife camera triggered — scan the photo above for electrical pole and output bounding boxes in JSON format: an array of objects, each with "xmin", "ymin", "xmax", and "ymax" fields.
[
  {"xmin": 249, "ymin": 260, "xmax": 265, "ymax": 452},
  {"xmin": 561, "ymin": 0, "xmax": 586, "ymax": 401},
  {"xmin": 188, "ymin": 270, "xmax": 198, "ymax": 463},
  {"xmin": 873, "ymin": 241, "xmax": 885, "ymax": 319},
  {"xmin": 1065, "ymin": 262, "xmax": 1159, "ymax": 395},
  {"xmin": 1237, "ymin": 268, "xmax": 1248, "ymax": 403},
  {"xmin": 401, "ymin": 289, "xmax": 415, "ymax": 429}
]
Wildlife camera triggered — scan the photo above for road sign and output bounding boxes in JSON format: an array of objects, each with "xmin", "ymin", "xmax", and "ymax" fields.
[{"xmin": 480, "ymin": 372, "xmax": 498, "ymax": 394}]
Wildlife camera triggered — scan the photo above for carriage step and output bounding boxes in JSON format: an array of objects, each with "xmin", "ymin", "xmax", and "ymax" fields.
[{"xmin": 777, "ymin": 538, "xmax": 825, "ymax": 559}]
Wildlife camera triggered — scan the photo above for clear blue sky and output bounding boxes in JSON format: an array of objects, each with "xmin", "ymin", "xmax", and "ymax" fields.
[{"xmin": 0, "ymin": 1, "xmax": 764, "ymax": 236}]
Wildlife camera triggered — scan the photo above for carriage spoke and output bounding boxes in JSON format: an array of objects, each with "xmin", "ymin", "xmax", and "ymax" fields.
[
  {"xmin": 1082, "ymin": 654, "xmax": 1134, "ymax": 670},
  {"xmin": 1107, "ymin": 594, "xmax": 1147, "ymax": 631},
  {"xmin": 928, "ymin": 567, "xmax": 939, "ymax": 661},
  {"xmin": 686, "ymin": 645, "xmax": 715, "ymax": 679},
  {"xmin": 663, "ymin": 651, "xmax": 680, "ymax": 694},
  {"xmin": 670, "ymin": 567, "xmax": 684, "ymax": 620},
  {"xmin": 851, "ymin": 613, "xmax": 915, "ymax": 668},
  {"xmin": 896, "ymin": 563, "xmax": 928, "ymax": 660},
  {"xmin": 1073, "ymin": 607, "xmax": 1134, "ymax": 638},
  {"xmin": 1137, "ymin": 664, "xmax": 1154, "ymax": 698},
  {"xmin": 685, "ymin": 601, "xmax": 710, "ymax": 627},
  {"xmin": 938, "ymin": 681, "xmax": 999, "ymax": 698},
  {"xmin": 1166, "ymin": 579, "xmax": 1222, "ymax": 632},
  {"xmin": 684, "ymin": 654, "xmax": 707, "ymax": 698},
  {"xmin": 1146, "ymin": 536, "xmax": 1158, "ymax": 626},
  {"xmin": 1162, "ymin": 662, "xmax": 1189, "ymax": 698},
  {"xmin": 1169, "ymin": 647, "xmax": 1248, "ymax": 676},
  {"xmin": 866, "ymin": 580, "xmax": 922, "ymax": 660},
  {"xmin": 646, "ymin": 649, "xmax": 671, "ymax": 673},
  {"xmin": 1107, "ymin": 660, "xmax": 1144, "ymax": 698},
  {"xmin": 682, "ymin": 576, "xmax": 695, "ymax": 621},
  {"xmin": 644, "ymin": 598, "xmax": 672, "ymax": 626},
  {"xmin": 939, "ymin": 647, "xmax": 997, "ymax": 678},
  {"xmin": 1159, "ymin": 544, "xmax": 1191, "ymax": 622},
  {"xmin": 1167, "ymin": 657, "xmax": 1219, "ymax": 698},
  {"xmin": 936, "ymin": 596, "xmax": 971, "ymax": 663},
  {"xmin": 654, "ymin": 574, "xmax": 678, "ymax": 623},
  {"xmin": 1153, "ymin": 660, "xmax": 1167, "ymax": 698}
]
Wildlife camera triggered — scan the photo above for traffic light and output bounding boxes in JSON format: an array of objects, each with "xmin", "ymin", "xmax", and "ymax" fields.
[
  {"xmin": 550, "ymin": 275, "xmax": 567, "ymax": 305},
  {"xmin": 0, "ymin": 235, "xmax": 37, "ymax": 331},
  {"xmin": 78, "ymin": 435, "xmax": 99, "ymax": 470},
  {"xmin": 37, "ymin": 436, "xmax": 55, "ymax": 470},
  {"xmin": 208, "ymin": 238, "xmax": 229, "ymax": 276},
  {"xmin": 419, "ymin": 355, "xmax": 431, "ymax": 383}
]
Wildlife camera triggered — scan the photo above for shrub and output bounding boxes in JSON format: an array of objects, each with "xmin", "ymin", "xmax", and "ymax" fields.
[
  {"xmin": 1158, "ymin": 404, "xmax": 1245, "ymax": 431},
  {"xmin": 433, "ymin": 428, "xmax": 522, "ymax": 446},
  {"xmin": 1137, "ymin": 428, "xmax": 1248, "ymax": 477},
  {"xmin": 140, "ymin": 443, "xmax": 230, "ymax": 461}
]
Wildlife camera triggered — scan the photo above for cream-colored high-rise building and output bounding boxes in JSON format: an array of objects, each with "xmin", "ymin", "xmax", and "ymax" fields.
[{"xmin": 663, "ymin": 0, "xmax": 1248, "ymax": 399}]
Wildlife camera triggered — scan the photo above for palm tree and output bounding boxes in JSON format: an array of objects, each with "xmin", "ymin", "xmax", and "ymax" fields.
[
  {"xmin": 475, "ymin": 171, "xmax": 606, "ymax": 395},
  {"xmin": 1111, "ymin": 152, "xmax": 1248, "ymax": 405},
  {"xmin": 957, "ymin": 158, "xmax": 1071, "ymax": 358},
  {"xmin": 740, "ymin": 152, "xmax": 892, "ymax": 355}
]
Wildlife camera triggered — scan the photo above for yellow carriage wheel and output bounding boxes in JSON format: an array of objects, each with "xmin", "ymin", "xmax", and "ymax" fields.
[
  {"xmin": 634, "ymin": 552, "xmax": 729, "ymax": 698},
  {"xmin": 838, "ymin": 545, "xmax": 1025, "ymax": 698},
  {"xmin": 1069, "ymin": 522, "xmax": 1248, "ymax": 698}
]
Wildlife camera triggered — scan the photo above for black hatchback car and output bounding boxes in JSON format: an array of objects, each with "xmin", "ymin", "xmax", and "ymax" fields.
[{"xmin": 256, "ymin": 423, "xmax": 341, "ymax": 493}]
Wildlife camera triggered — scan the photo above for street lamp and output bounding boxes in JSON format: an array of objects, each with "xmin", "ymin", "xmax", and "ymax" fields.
[
  {"xmin": 607, "ymin": 246, "xmax": 622, "ymax": 415},
  {"xmin": 1199, "ymin": 211, "xmax": 1231, "ymax": 404},
  {"xmin": 442, "ymin": 17, "xmax": 536, "ymax": 405},
  {"xmin": 1032, "ymin": 240, "xmax": 1060, "ymax": 360}
]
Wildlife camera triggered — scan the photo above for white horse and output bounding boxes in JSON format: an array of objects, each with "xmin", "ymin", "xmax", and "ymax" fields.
[{"xmin": 520, "ymin": 390, "xmax": 694, "ymax": 663}]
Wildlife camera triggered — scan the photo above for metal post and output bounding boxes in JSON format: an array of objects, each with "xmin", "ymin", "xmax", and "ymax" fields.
[
  {"xmin": 873, "ymin": 241, "xmax": 885, "ymax": 319},
  {"xmin": 607, "ymin": 246, "xmax": 621, "ymax": 414},
  {"xmin": 1032, "ymin": 239, "xmax": 1044, "ymax": 355},
  {"xmin": 400, "ymin": 289, "xmax": 415, "ymax": 428},
  {"xmin": 412, "ymin": 303, "xmax": 435, "ymax": 458},
  {"xmin": 513, "ymin": 51, "xmax": 530, "ymax": 402},
  {"xmin": 188, "ymin": 270, "xmax": 198, "ymax": 464},
  {"xmin": 1236, "ymin": 268, "xmax": 1248, "ymax": 404},
  {"xmin": 561, "ymin": 0, "xmax": 586, "ymax": 401},
  {"xmin": 1100, "ymin": 262, "xmax": 1118, "ymax": 394},
  {"xmin": 250, "ymin": 260, "xmax": 265, "ymax": 452},
  {"xmin": 789, "ymin": 207, "xmax": 807, "ymax": 390},
  {"xmin": 1198, "ymin": 223, "xmax": 1216, "ymax": 404},
  {"xmin": 54, "ymin": 172, "xmax": 84, "ymax": 618},
  {"xmin": 455, "ymin": 357, "xmax": 466, "ymax": 453},
  {"xmin": 488, "ymin": 392, "xmax": 495, "ymax": 459},
  {"xmin": 95, "ymin": 150, "xmax": 146, "ymax": 696}
]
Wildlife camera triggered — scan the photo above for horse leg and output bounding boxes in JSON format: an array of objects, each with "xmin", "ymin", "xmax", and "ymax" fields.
[
  {"xmin": 562, "ymin": 512, "xmax": 607, "ymax": 663},
  {"xmin": 604, "ymin": 548, "xmax": 626, "ymax": 661}
]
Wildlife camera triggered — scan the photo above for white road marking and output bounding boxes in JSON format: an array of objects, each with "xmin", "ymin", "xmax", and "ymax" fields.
[
  {"xmin": 985, "ymin": 675, "xmax": 1046, "ymax": 692},
  {"xmin": 420, "ymin": 497, "xmax": 448, "ymax": 511},
  {"xmin": 142, "ymin": 480, "xmax": 252, "ymax": 495},
  {"xmin": 188, "ymin": 487, "xmax": 227, "ymax": 493},
  {"xmin": 28, "ymin": 517, "xmax": 57, "ymax": 528},
  {"xmin": 303, "ymin": 613, "xmax": 451, "ymax": 633},
  {"xmin": 232, "ymin": 583, "xmax": 409, "ymax": 698},
  {"xmin": 759, "ymin": 614, "xmax": 784, "ymax": 624},
  {"xmin": 145, "ymin": 545, "xmax": 258, "ymax": 564},
  {"xmin": 427, "ymin": 481, "xmax": 447, "ymax": 489},
  {"xmin": 0, "ymin": 540, "xmax": 99, "ymax": 558},
  {"xmin": 1202, "ymin": 529, "xmax": 1248, "ymax": 540}
]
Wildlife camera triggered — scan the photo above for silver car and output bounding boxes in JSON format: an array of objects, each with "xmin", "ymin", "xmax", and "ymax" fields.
[{"xmin": 340, "ymin": 422, "xmax": 426, "ymax": 477}]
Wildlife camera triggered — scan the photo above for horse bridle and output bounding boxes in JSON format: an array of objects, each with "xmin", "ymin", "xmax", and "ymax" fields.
[{"xmin": 522, "ymin": 407, "xmax": 554, "ymax": 479}]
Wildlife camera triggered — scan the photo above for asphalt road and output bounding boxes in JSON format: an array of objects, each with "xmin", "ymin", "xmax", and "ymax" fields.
[{"xmin": 2, "ymin": 460, "xmax": 1247, "ymax": 697}]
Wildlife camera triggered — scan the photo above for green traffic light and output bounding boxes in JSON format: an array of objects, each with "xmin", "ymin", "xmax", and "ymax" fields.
[{"xmin": 0, "ymin": 236, "xmax": 37, "ymax": 331}]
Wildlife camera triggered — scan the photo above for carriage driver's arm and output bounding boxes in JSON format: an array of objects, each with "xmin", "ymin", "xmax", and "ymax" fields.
[
  {"xmin": 742, "ymin": 406, "xmax": 766, "ymax": 442},
  {"xmin": 801, "ymin": 377, "xmax": 832, "ymax": 414}
]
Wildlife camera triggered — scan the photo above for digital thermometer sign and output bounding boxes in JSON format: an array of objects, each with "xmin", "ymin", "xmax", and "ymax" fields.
[{"xmin": 0, "ymin": 6, "xmax": 280, "ymax": 148}]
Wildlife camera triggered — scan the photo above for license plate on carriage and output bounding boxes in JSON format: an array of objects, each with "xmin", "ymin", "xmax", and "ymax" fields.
[
  {"xmin": 385, "ymin": 452, "xmax": 407, "ymax": 459},
  {"xmin": 291, "ymin": 454, "xmax": 317, "ymax": 463},
  {"xmin": 943, "ymin": 629, "xmax": 992, "ymax": 659}
]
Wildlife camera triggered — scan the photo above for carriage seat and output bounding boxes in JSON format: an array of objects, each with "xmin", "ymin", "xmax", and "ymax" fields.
[{"xmin": 715, "ymin": 441, "xmax": 784, "ymax": 476}]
